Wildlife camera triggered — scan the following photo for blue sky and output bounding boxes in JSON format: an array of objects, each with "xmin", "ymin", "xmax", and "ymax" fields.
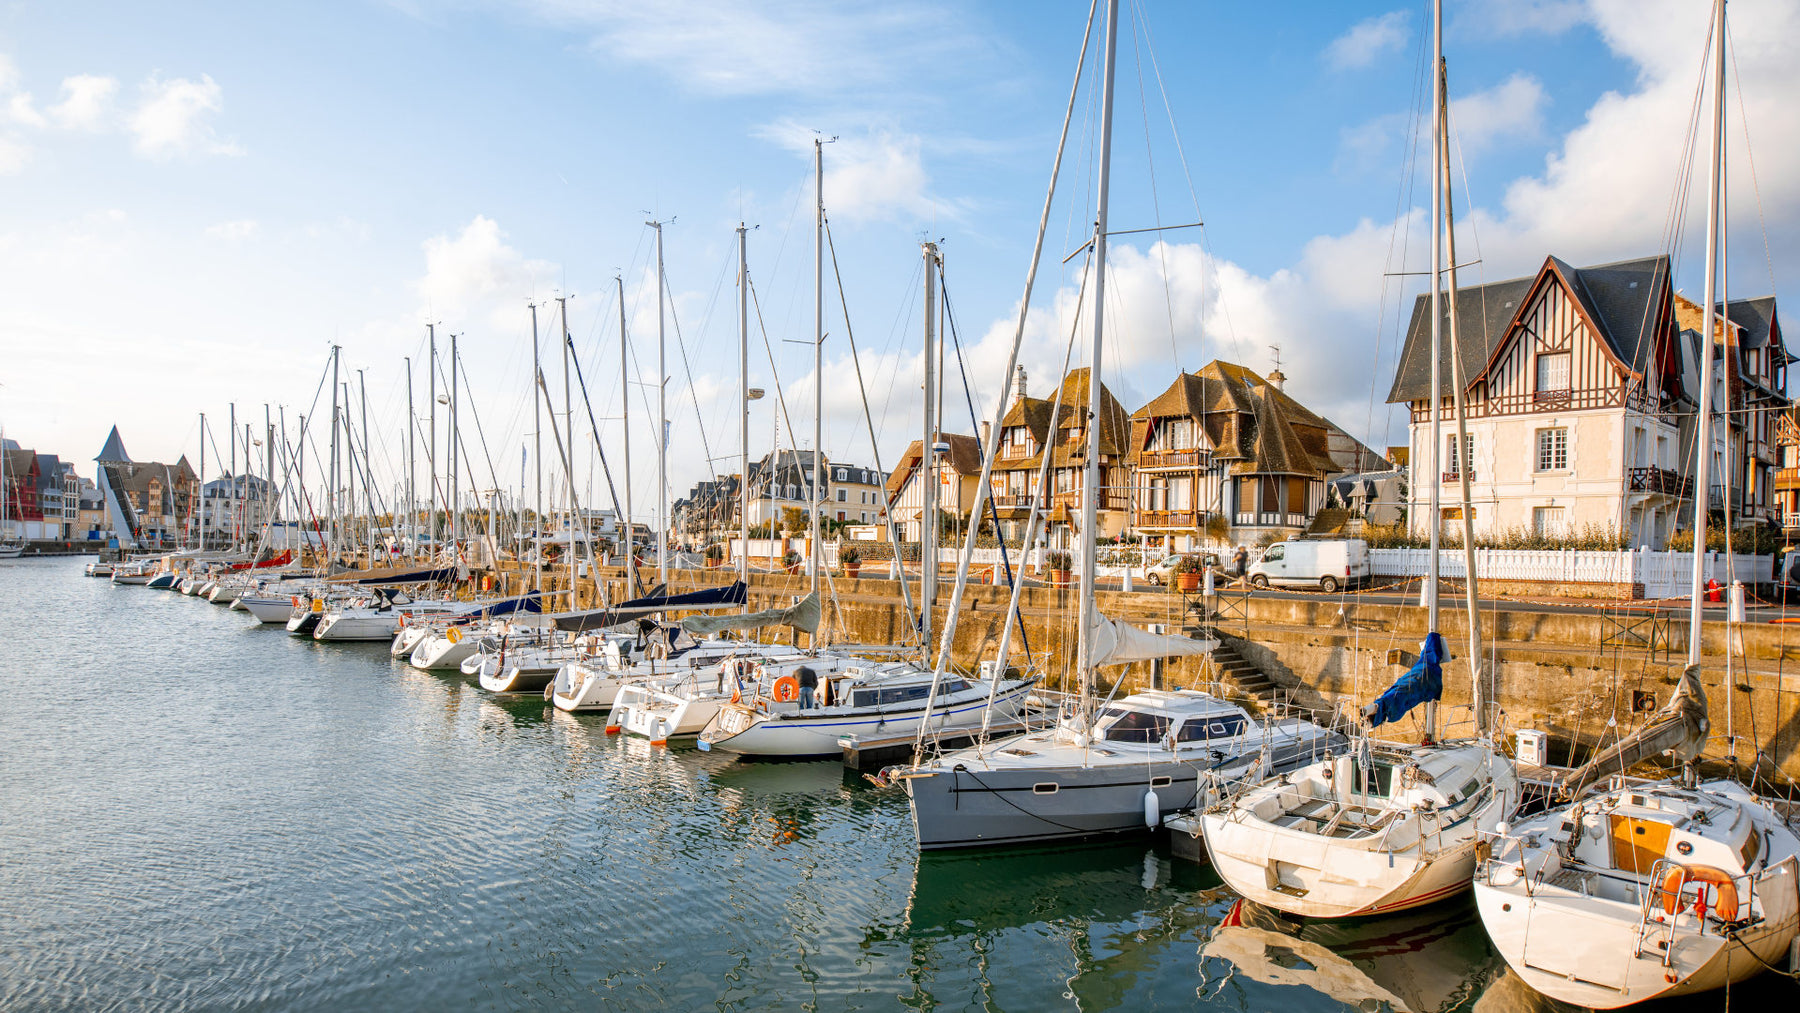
[{"xmin": 4, "ymin": 0, "xmax": 1797, "ymax": 523}]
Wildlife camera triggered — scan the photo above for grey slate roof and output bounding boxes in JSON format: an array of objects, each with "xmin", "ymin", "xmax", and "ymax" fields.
[
  {"xmin": 1386, "ymin": 254, "xmax": 1672, "ymax": 403},
  {"xmin": 95, "ymin": 426, "xmax": 131, "ymax": 464},
  {"xmin": 1723, "ymin": 296, "xmax": 1788, "ymax": 359}
]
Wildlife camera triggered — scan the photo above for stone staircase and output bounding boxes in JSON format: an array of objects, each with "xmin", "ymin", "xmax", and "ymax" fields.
[{"xmin": 1205, "ymin": 633, "xmax": 1283, "ymax": 708}]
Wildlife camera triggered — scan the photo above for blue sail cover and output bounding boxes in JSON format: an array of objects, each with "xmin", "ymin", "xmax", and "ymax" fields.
[
  {"xmin": 552, "ymin": 581, "xmax": 748, "ymax": 632},
  {"xmin": 1366, "ymin": 632, "xmax": 1445, "ymax": 728},
  {"xmin": 454, "ymin": 593, "xmax": 543, "ymax": 621}
]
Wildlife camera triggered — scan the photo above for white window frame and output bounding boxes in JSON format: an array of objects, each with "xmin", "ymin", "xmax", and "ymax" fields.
[{"xmin": 1535, "ymin": 427, "xmax": 1569, "ymax": 473}]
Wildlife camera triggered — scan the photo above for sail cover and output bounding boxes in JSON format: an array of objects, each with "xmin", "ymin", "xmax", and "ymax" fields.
[
  {"xmin": 1088, "ymin": 612, "xmax": 1217, "ymax": 668},
  {"xmin": 552, "ymin": 581, "xmax": 748, "ymax": 632},
  {"xmin": 453, "ymin": 592, "xmax": 544, "ymax": 620},
  {"xmin": 1365, "ymin": 632, "xmax": 1444, "ymax": 728},
  {"xmin": 330, "ymin": 564, "xmax": 460, "ymax": 586},
  {"xmin": 679, "ymin": 592, "xmax": 820, "ymax": 636}
]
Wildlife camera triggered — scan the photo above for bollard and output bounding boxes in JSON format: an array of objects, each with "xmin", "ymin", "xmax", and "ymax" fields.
[
  {"xmin": 1729, "ymin": 581, "xmax": 1746, "ymax": 623},
  {"xmin": 1122, "ymin": 566, "xmax": 1133, "ymax": 593},
  {"xmin": 1203, "ymin": 568, "xmax": 1215, "ymax": 597}
]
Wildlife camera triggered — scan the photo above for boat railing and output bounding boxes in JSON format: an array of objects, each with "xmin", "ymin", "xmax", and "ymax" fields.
[{"xmin": 1633, "ymin": 855, "xmax": 1776, "ymax": 963}]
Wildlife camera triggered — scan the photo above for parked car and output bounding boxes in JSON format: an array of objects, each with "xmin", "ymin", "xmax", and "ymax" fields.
[
  {"xmin": 1145, "ymin": 552, "xmax": 1222, "ymax": 586},
  {"xmin": 1246, "ymin": 538, "xmax": 1370, "ymax": 593}
]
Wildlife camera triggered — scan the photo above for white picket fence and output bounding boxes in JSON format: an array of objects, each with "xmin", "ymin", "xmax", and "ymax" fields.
[{"xmin": 1370, "ymin": 548, "xmax": 1772, "ymax": 598}]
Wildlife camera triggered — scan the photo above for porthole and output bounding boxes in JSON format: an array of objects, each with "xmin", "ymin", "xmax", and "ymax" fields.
[
  {"xmin": 1150, "ymin": 776, "xmax": 1172, "ymax": 788},
  {"xmin": 1032, "ymin": 782, "xmax": 1059, "ymax": 795},
  {"xmin": 1676, "ymin": 841, "xmax": 1694, "ymax": 856}
]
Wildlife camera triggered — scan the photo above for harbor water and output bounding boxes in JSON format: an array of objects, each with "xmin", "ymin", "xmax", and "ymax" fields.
[{"xmin": 2, "ymin": 558, "xmax": 1793, "ymax": 1011}]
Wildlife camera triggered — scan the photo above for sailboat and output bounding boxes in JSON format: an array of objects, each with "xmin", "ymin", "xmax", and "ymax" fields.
[
  {"xmin": 1198, "ymin": 1, "xmax": 1518, "ymax": 917},
  {"xmin": 1471, "ymin": 4, "xmax": 1800, "ymax": 1004},
  {"xmin": 900, "ymin": 0, "xmax": 1340, "ymax": 850},
  {"xmin": 0, "ymin": 429, "xmax": 26, "ymax": 559}
]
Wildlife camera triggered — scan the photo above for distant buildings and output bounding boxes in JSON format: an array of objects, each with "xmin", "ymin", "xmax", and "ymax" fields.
[
  {"xmin": 670, "ymin": 450, "xmax": 887, "ymax": 546},
  {"xmin": 93, "ymin": 426, "xmax": 198, "ymax": 549}
]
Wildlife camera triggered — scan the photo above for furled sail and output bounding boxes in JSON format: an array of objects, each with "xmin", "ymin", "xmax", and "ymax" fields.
[
  {"xmin": 1559, "ymin": 664, "xmax": 1709, "ymax": 798},
  {"xmin": 1364, "ymin": 631, "xmax": 1444, "ymax": 728},
  {"xmin": 330, "ymin": 564, "xmax": 461, "ymax": 586},
  {"xmin": 680, "ymin": 592, "xmax": 820, "ymax": 636},
  {"xmin": 1087, "ymin": 612, "xmax": 1216, "ymax": 668},
  {"xmin": 552, "ymin": 581, "xmax": 748, "ymax": 632}
]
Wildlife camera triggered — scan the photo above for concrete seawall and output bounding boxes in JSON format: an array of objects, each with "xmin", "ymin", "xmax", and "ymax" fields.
[{"xmin": 490, "ymin": 562, "xmax": 1800, "ymax": 782}]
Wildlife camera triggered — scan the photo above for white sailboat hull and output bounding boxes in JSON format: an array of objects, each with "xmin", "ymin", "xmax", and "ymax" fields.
[{"xmin": 700, "ymin": 681, "xmax": 1035, "ymax": 760}]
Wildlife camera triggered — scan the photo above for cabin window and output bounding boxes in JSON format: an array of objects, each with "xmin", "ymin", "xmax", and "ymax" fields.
[
  {"xmin": 1098, "ymin": 708, "xmax": 1170, "ymax": 743},
  {"xmin": 1535, "ymin": 427, "xmax": 1568, "ymax": 472},
  {"xmin": 1536, "ymin": 351, "xmax": 1570, "ymax": 392},
  {"xmin": 1355, "ymin": 762, "xmax": 1395, "ymax": 798},
  {"xmin": 1177, "ymin": 714, "xmax": 1247, "ymax": 742}
]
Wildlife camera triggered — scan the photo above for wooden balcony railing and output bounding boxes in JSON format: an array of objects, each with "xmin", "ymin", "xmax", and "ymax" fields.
[
  {"xmin": 1441, "ymin": 472, "xmax": 1474, "ymax": 484},
  {"xmin": 1135, "ymin": 509, "xmax": 1199, "ymax": 528},
  {"xmin": 1628, "ymin": 467, "xmax": 1691, "ymax": 497},
  {"xmin": 1136, "ymin": 449, "xmax": 1207, "ymax": 469},
  {"xmin": 1775, "ymin": 467, "xmax": 1800, "ymax": 492}
]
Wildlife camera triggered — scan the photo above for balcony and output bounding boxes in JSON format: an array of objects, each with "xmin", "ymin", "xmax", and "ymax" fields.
[
  {"xmin": 1785, "ymin": 512, "xmax": 1800, "ymax": 532},
  {"xmin": 1532, "ymin": 388, "xmax": 1573, "ymax": 409},
  {"xmin": 1136, "ymin": 509, "xmax": 1199, "ymax": 529},
  {"xmin": 1628, "ymin": 467, "xmax": 1691, "ymax": 497},
  {"xmin": 1441, "ymin": 471, "xmax": 1475, "ymax": 484},
  {"xmin": 1137, "ymin": 448, "xmax": 1207, "ymax": 470},
  {"xmin": 1776, "ymin": 467, "xmax": 1800, "ymax": 493}
]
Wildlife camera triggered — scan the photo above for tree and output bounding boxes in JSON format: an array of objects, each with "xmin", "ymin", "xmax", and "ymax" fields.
[{"xmin": 781, "ymin": 506, "xmax": 807, "ymax": 536}]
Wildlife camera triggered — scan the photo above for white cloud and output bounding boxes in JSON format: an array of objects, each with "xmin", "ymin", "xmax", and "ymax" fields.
[
  {"xmin": 415, "ymin": 215, "xmax": 558, "ymax": 331},
  {"xmin": 50, "ymin": 75, "xmax": 119, "ymax": 131},
  {"xmin": 129, "ymin": 74, "xmax": 242, "ymax": 160},
  {"xmin": 0, "ymin": 133, "xmax": 29, "ymax": 174},
  {"xmin": 755, "ymin": 120, "xmax": 968, "ymax": 224},
  {"xmin": 1457, "ymin": 0, "xmax": 1588, "ymax": 38},
  {"xmin": 512, "ymin": 0, "xmax": 996, "ymax": 97},
  {"xmin": 1325, "ymin": 11, "xmax": 1411, "ymax": 70},
  {"xmin": 204, "ymin": 219, "xmax": 258, "ymax": 242},
  {"xmin": 1450, "ymin": 72, "xmax": 1548, "ymax": 154}
]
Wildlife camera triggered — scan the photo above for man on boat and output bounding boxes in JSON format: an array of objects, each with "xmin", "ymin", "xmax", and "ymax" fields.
[{"xmin": 795, "ymin": 665, "xmax": 817, "ymax": 709}]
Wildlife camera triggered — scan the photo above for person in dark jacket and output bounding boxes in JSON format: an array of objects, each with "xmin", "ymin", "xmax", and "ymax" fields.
[
  {"xmin": 795, "ymin": 665, "xmax": 817, "ymax": 709},
  {"xmin": 1232, "ymin": 546, "xmax": 1248, "ymax": 579}
]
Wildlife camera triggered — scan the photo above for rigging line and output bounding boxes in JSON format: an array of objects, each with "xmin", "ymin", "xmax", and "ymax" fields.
[
  {"xmin": 661, "ymin": 249, "xmax": 725, "ymax": 486},
  {"xmin": 1126, "ymin": 0, "xmax": 1183, "ymax": 369},
  {"xmin": 822, "ymin": 215, "xmax": 920, "ymax": 644},
  {"xmin": 454, "ymin": 347, "xmax": 504, "ymax": 501},
  {"xmin": 563, "ymin": 332, "xmax": 628, "ymax": 551},
  {"xmin": 744, "ymin": 274, "xmax": 805, "ymax": 489},
  {"xmin": 1727, "ymin": 25, "xmax": 1780, "ymax": 301},
  {"xmin": 935, "ymin": 264, "xmax": 1035, "ymax": 659}
]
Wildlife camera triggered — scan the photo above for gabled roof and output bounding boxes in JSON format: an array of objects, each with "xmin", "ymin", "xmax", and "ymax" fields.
[
  {"xmin": 884, "ymin": 434, "xmax": 982, "ymax": 498},
  {"xmin": 1131, "ymin": 360, "xmax": 1339, "ymax": 478},
  {"xmin": 1386, "ymin": 254, "xmax": 1673, "ymax": 403},
  {"xmin": 96, "ymin": 426, "xmax": 131, "ymax": 464},
  {"xmin": 1723, "ymin": 297, "xmax": 1789, "ymax": 360},
  {"xmin": 995, "ymin": 367, "xmax": 1130, "ymax": 471}
]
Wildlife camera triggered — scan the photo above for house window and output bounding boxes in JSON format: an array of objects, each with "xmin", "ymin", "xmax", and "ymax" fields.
[
  {"xmin": 836, "ymin": 488, "xmax": 846, "ymax": 502},
  {"xmin": 1445, "ymin": 433, "xmax": 1474, "ymax": 477},
  {"xmin": 1535, "ymin": 427, "xmax": 1568, "ymax": 472},
  {"xmin": 1536, "ymin": 352, "xmax": 1570, "ymax": 392},
  {"xmin": 1169, "ymin": 476, "xmax": 1192, "ymax": 511},
  {"xmin": 1533, "ymin": 506, "xmax": 1565, "ymax": 536},
  {"xmin": 836, "ymin": 468, "xmax": 846, "ymax": 480}
]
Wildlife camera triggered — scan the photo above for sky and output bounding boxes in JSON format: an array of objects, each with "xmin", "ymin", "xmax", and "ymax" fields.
[{"xmin": 3, "ymin": 0, "xmax": 1798, "ymax": 526}]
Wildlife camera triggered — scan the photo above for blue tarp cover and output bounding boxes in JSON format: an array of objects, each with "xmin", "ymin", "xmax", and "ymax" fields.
[
  {"xmin": 552, "ymin": 581, "xmax": 748, "ymax": 632},
  {"xmin": 454, "ymin": 593, "xmax": 543, "ymax": 621},
  {"xmin": 1366, "ymin": 631, "xmax": 1445, "ymax": 728}
]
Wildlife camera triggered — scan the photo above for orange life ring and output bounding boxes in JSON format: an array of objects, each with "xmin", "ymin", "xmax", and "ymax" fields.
[
  {"xmin": 772, "ymin": 675, "xmax": 800, "ymax": 703},
  {"xmin": 1661, "ymin": 864, "xmax": 1739, "ymax": 922}
]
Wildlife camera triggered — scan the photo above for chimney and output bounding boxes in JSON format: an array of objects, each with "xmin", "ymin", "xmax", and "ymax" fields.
[
  {"xmin": 1268, "ymin": 368, "xmax": 1286, "ymax": 391},
  {"xmin": 980, "ymin": 421, "xmax": 992, "ymax": 448},
  {"xmin": 1013, "ymin": 365, "xmax": 1028, "ymax": 405}
]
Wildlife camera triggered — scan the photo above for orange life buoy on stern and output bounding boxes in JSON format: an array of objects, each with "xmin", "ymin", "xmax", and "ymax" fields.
[
  {"xmin": 1661, "ymin": 864, "xmax": 1739, "ymax": 922},
  {"xmin": 772, "ymin": 675, "xmax": 800, "ymax": 703}
]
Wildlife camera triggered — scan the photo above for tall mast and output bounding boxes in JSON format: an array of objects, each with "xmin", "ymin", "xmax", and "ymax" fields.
[
  {"xmin": 228, "ymin": 402, "xmax": 237, "ymax": 547},
  {"xmin": 265, "ymin": 405, "xmax": 274, "ymax": 543},
  {"xmin": 811, "ymin": 138, "xmax": 824, "ymax": 597},
  {"xmin": 1421, "ymin": 0, "xmax": 1444, "ymax": 742},
  {"xmin": 739, "ymin": 223, "xmax": 752, "ymax": 599},
  {"xmin": 405, "ymin": 357, "xmax": 416, "ymax": 560},
  {"xmin": 427, "ymin": 326, "xmax": 437, "ymax": 550},
  {"xmin": 649, "ymin": 219, "xmax": 669, "ymax": 584},
  {"xmin": 358, "ymin": 369, "xmax": 372, "ymax": 556},
  {"xmin": 560, "ymin": 295, "xmax": 577, "ymax": 604},
  {"xmin": 450, "ymin": 332, "xmax": 461, "ymax": 556},
  {"xmin": 1439, "ymin": 56, "xmax": 1486, "ymax": 737},
  {"xmin": 1688, "ymin": 0, "xmax": 1727, "ymax": 667},
  {"xmin": 1076, "ymin": 0, "xmax": 1120, "ymax": 717},
  {"xmin": 329, "ymin": 345, "xmax": 340, "ymax": 563},
  {"xmin": 197, "ymin": 411, "xmax": 207, "ymax": 550},
  {"xmin": 920, "ymin": 241, "xmax": 940, "ymax": 653},
  {"xmin": 531, "ymin": 302, "xmax": 543, "ymax": 592},
  {"xmin": 618, "ymin": 275, "xmax": 635, "ymax": 592}
]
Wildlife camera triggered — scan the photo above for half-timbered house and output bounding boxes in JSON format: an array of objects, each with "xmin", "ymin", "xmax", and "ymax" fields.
[
  {"xmin": 988, "ymin": 366, "xmax": 1131, "ymax": 548},
  {"xmin": 1388, "ymin": 254, "xmax": 1708, "ymax": 548}
]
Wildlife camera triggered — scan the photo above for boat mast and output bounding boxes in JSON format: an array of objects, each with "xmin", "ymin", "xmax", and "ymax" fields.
[
  {"xmin": 920, "ymin": 241, "xmax": 940, "ymax": 654},
  {"xmin": 427, "ymin": 325, "xmax": 437, "ymax": 552},
  {"xmin": 197, "ymin": 411, "xmax": 206, "ymax": 551},
  {"xmin": 649, "ymin": 219, "xmax": 669, "ymax": 584},
  {"xmin": 450, "ymin": 332, "xmax": 461, "ymax": 560},
  {"xmin": 738, "ymin": 223, "xmax": 751, "ymax": 602},
  {"xmin": 228, "ymin": 403, "xmax": 237, "ymax": 548},
  {"xmin": 1437, "ymin": 40, "xmax": 1486, "ymax": 737},
  {"xmin": 618, "ymin": 275, "xmax": 635, "ymax": 593},
  {"xmin": 811, "ymin": 138, "xmax": 824, "ymax": 598},
  {"xmin": 1076, "ymin": 0, "xmax": 1119, "ymax": 722},
  {"xmin": 530, "ymin": 303, "xmax": 543, "ymax": 592},
  {"xmin": 1688, "ymin": 0, "xmax": 1727, "ymax": 668},
  {"xmin": 405, "ymin": 357, "xmax": 415, "ymax": 560},
  {"xmin": 1421, "ymin": 0, "xmax": 1444, "ymax": 743},
  {"xmin": 560, "ymin": 295, "xmax": 577, "ymax": 605},
  {"xmin": 357, "ymin": 369, "xmax": 372, "ymax": 557}
]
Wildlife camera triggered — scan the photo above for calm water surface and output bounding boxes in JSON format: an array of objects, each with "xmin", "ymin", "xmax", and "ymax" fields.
[{"xmin": 1, "ymin": 559, "xmax": 1791, "ymax": 1011}]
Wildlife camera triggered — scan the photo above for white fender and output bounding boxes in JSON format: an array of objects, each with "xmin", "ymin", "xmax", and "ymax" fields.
[{"xmin": 1144, "ymin": 788, "xmax": 1161, "ymax": 828}]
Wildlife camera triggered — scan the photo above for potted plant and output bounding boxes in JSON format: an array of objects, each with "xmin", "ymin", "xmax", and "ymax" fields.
[
  {"xmin": 783, "ymin": 549, "xmax": 802, "ymax": 575},
  {"xmin": 1047, "ymin": 550, "xmax": 1072, "ymax": 588},
  {"xmin": 1174, "ymin": 552, "xmax": 1204, "ymax": 592},
  {"xmin": 705, "ymin": 543, "xmax": 724, "ymax": 568},
  {"xmin": 839, "ymin": 544, "xmax": 862, "ymax": 578}
]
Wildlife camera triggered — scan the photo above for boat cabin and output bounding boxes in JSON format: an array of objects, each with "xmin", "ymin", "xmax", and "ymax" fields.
[{"xmin": 1092, "ymin": 690, "xmax": 1253, "ymax": 747}]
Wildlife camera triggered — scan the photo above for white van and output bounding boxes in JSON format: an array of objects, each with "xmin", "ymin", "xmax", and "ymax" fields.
[{"xmin": 1246, "ymin": 538, "xmax": 1370, "ymax": 592}]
